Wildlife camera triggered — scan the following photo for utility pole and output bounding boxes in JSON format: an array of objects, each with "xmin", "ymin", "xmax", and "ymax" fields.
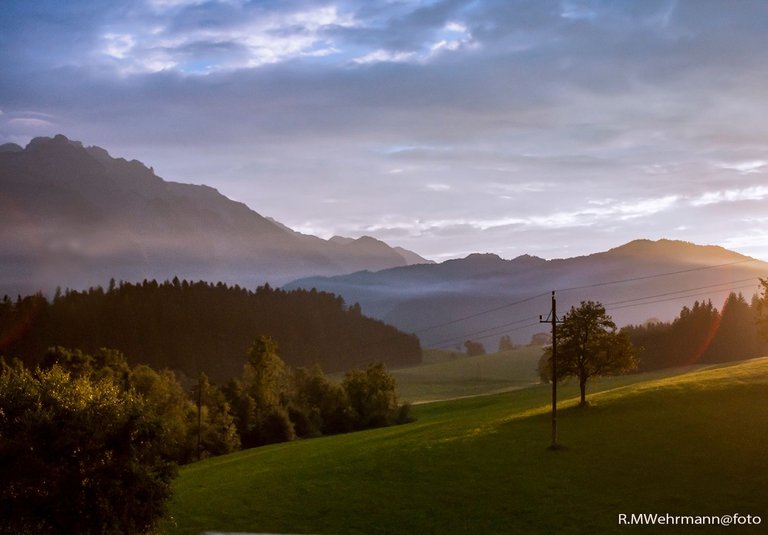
[
  {"xmin": 197, "ymin": 373, "xmax": 202, "ymax": 461},
  {"xmin": 540, "ymin": 291, "xmax": 563, "ymax": 449}
]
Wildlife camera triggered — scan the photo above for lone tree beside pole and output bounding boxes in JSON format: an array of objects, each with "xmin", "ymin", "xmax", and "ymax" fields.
[{"xmin": 538, "ymin": 300, "xmax": 636, "ymax": 406}]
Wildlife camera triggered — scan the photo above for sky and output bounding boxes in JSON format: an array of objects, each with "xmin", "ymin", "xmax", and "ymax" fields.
[{"xmin": 2, "ymin": 0, "xmax": 768, "ymax": 262}]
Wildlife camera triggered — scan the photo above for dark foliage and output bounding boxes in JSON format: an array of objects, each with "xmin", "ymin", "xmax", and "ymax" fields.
[
  {"xmin": 0, "ymin": 280, "xmax": 422, "ymax": 380},
  {"xmin": 498, "ymin": 335, "xmax": 515, "ymax": 352},
  {"xmin": 342, "ymin": 362, "xmax": 400, "ymax": 429},
  {"xmin": 0, "ymin": 362, "xmax": 176, "ymax": 534},
  {"xmin": 464, "ymin": 340, "xmax": 486, "ymax": 356},
  {"xmin": 538, "ymin": 301, "xmax": 635, "ymax": 405},
  {"xmin": 223, "ymin": 337, "xmax": 408, "ymax": 446},
  {"xmin": 622, "ymin": 292, "xmax": 768, "ymax": 371},
  {"xmin": 0, "ymin": 337, "xmax": 412, "ymax": 531}
]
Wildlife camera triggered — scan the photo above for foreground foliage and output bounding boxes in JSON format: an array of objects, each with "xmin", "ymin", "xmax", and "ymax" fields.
[
  {"xmin": 1, "ymin": 340, "xmax": 411, "ymax": 532},
  {"xmin": 0, "ymin": 361, "xmax": 176, "ymax": 534}
]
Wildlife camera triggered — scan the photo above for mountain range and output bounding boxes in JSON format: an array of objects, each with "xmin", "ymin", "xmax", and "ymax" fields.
[
  {"xmin": 3, "ymin": 135, "xmax": 766, "ymax": 352},
  {"xmin": 0, "ymin": 135, "xmax": 430, "ymax": 296},
  {"xmin": 286, "ymin": 239, "xmax": 768, "ymax": 348}
]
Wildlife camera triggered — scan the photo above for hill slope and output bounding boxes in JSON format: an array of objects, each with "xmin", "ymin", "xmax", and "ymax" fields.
[
  {"xmin": 0, "ymin": 135, "xmax": 430, "ymax": 295},
  {"xmin": 287, "ymin": 239, "xmax": 768, "ymax": 347},
  {"xmin": 167, "ymin": 357, "xmax": 768, "ymax": 534}
]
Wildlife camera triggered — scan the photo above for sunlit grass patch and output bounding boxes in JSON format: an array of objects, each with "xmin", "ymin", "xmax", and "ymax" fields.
[{"xmin": 166, "ymin": 357, "xmax": 768, "ymax": 534}]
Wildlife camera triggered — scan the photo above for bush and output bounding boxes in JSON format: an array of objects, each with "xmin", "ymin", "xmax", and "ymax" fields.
[
  {"xmin": 0, "ymin": 362, "xmax": 176, "ymax": 534},
  {"xmin": 258, "ymin": 405, "xmax": 296, "ymax": 445},
  {"xmin": 343, "ymin": 363, "xmax": 399, "ymax": 429}
]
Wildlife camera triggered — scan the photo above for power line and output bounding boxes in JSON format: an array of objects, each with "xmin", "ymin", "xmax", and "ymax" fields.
[
  {"xmin": 413, "ymin": 292, "xmax": 549, "ymax": 334},
  {"xmin": 343, "ymin": 258, "xmax": 765, "ymax": 361},
  {"xmin": 603, "ymin": 277, "xmax": 760, "ymax": 308},
  {"xmin": 605, "ymin": 282, "xmax": 761, "ymax": 313},
  {"xmin": 429, "ymin": 278, "xmax": 764, "ymax": 349},
  {"xmin": 428, "ymin": 318, "xmax": 541, "ymax": 348},
  {"xmin": 415, "ymin": 258, "xmax": 761, "ymax": 338},
  {"xmin": 556, "ymin": 258, "xmax": 759, "ymax": 293}
]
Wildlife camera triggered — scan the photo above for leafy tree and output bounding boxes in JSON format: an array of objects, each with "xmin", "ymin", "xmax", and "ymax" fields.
[
  {"xmin": 498, "ymin": 335, "xmax": 515, "ymax": 352},
  {"xmin": 528, "ymin": 332, "xmax": 551, "ymax": 347},
  {"xmin": 236, "ymin": 336, "xmax": 295, "ymax": 445},
  {"xmin": 288, "ymin": 365, "xmax": 353, "ymax": 436},
  {"xmin": 191, "ymin": 373, "xmax": 240, "ymax": 458},
  {"xmin": 539, "ymin": 301, "xmax": 636, "ymax": 406},
  {"xmin": 464, "ymin": 339, "xmax": 486, "ymax": 356},
  {"xmin": 342, "ymin": 362, "xmax": 399, "ymax": 429},
  {"xmin": 129, "ymin": 364, "xmax": 197, "ymax": 462},
  {"xmin": 41, "ymin": 346, "xmax": 130, "ymax": 388},
  {"xmin": 43, "ymin": 347, "xmax": 240, "ymax": 463},
  {"xmin": 243, "ymin": 335, "xmax": 288, "ymax": 408},
  {"xmin": 221, "ymin": 378, "xmax": 259, "ymax": 447},
  {"xmin": 0, "ymin": 363, "xmax": 176, "ymax": 534}
]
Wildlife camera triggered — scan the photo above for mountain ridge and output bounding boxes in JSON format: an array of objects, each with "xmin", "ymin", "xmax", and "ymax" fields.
[
  {"xmin": 285, "ymin": 238, "xmax": 768, "ymax": 348},
  {"xmin": 0, "ymin": 134, "xmax": 431, "ymax": 295}
]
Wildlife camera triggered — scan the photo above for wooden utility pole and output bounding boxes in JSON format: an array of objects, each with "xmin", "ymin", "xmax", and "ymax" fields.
[
  {"xmin": 197, "ymin": 373, "xmax": 202, "ymax": 461},
  {"xmin": 540, "ymin": 291, "xmax": 563, "ymax": 449}
]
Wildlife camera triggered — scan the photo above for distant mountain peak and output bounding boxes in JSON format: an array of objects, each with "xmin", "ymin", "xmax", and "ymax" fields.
[
  {"xmin": 329, "ymin": 235, "xmax": 354, "ymax": 245},
  {"xmin": 328, "ymin": 235, "xmax": 432, "ymax": 266},
  {"xmin": 461, "ymin": 252, "xmax": 504, "ymax": 263},
  {"xmin": 510, "ymin": 253, "xmax": 547, "ymax": 265},
  {"xmin": 0, "ymin": 134, "xmax": 434, "ymax": 294},
  {"xmin": 0, "ymin": 142, "xmax": 23, "ymax": 153},
  {"xmin": 27, "ymin": 134, "xmax": 83, "ymax": 151},
  {"xmin": 606, "ymin": 238, "xmax": 751, "ymax": 262}
]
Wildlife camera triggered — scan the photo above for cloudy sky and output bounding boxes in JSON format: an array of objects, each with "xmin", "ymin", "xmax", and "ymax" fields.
[{"xmin": 2, "ymin": 0, "xmax": 768, "ymax": 262}]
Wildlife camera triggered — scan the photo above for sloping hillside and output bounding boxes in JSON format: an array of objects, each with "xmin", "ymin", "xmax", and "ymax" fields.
[{"xmin": 167, "ymin": 357, "xmax": 768, "ymax": 534}]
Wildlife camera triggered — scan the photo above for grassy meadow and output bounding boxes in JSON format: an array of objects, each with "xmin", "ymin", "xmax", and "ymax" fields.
[
  {"xmin": 391, "ymin": 346, "xmax": 544, "ymax": 402},
  {"xmin": 165, "ymin": 357, "xmax": 768, "ymax": 534}
]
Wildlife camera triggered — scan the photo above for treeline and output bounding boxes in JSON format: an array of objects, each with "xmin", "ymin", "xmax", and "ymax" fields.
[
  {"xmin": 622, "ymin": 292, "xmax": 768, "ymax": 371},
  {"xmin": 1, "ymin": 341, "xmax": 411, "ymax": 533},
  {"xmin": 0, "ymin": 278, "xmax": 422, "ymax": 379}
]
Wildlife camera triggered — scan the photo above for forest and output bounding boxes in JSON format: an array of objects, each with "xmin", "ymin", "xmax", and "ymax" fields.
[
  {"xmin": 622, "ymin": 292, "xmax": 768, "ymax": 371},
  {"xmin": 0, "ymin": 278, "xmax": 422, "ymax": 380},
  {"xmin": 0, "ymin": 338, "xmax": 411, "ymax": 533}
]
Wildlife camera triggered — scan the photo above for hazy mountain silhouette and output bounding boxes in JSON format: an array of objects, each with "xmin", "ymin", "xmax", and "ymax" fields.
[
  {"xmin": 0, "ymin": 134, "xmax": 430, "ymax": 295},
  {"xmin": 286, "ymin": 239, "xmax": 768, "ymax": 348}
]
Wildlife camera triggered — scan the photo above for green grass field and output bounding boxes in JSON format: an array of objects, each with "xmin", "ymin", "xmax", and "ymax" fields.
[
  {"xmin": 164, "ymin": 357, "xmax": 768, "ymax": 534},
  {"xmin": 391, "ymin": 346, "xmax": 544, "ymax": 402}
]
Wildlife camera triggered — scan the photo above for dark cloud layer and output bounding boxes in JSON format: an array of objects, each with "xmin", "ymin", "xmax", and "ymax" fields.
[{"xmin": 2, "ymin": 0, "xmax": 768, "ymax": 261}]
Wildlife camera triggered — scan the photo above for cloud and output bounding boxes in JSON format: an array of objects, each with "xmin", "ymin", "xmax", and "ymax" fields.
[
  {"xmin": 352, "ymin": 49, "xmax": 416, "ymax": 64},
  {"xmin": 3, "ymin": 1, "xmax": 768, "ymax": 262},
  {"xmin": 425, "ymin": 183, "xmax": 452, "ymax": 191},
  {"xmin": 717, "ymin": 160, "xmax": 767, "ymax": 174},
  {"xmin": 6, "ymin": 118, "xmax": 55, "ymax": 129},
  {"xmin": 690, "ymin": 186, "xmax": 768, "ymax": 207}
]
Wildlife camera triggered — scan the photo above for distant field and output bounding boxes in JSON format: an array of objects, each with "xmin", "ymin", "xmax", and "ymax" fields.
[
  {"xmin": 392, "ymin": 346, "xmax": 544, "ymax": 402},
  {"xmin": 165, "ymin": 357, "xmax": 768, "ymax": 534}
]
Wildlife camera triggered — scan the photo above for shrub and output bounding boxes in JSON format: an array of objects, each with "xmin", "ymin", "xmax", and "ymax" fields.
[{"xmin": 0, "ymin": 363, "xmax": 176, "ymax": 534}]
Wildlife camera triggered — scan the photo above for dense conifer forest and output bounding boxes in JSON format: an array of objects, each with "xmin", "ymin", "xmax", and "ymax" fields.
[
  {"xmin": 622, "ymin": 292, "xmax": 768, "ymax": 371},
  {"xmin": 0, "ymin": 278, "xmax": 422, "ymax": 380}
]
